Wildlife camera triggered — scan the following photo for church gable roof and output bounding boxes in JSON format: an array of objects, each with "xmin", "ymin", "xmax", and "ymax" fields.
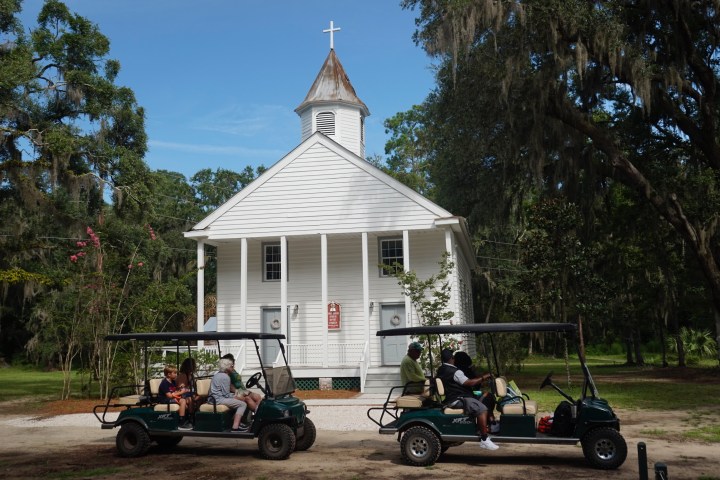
[
  {"xmin": 295, "ymin": 49, "xmax": 370, "ymax": 116},
  {"xmin": 188, "ymin": 132, "xmax": 452, "ymax": 238}
]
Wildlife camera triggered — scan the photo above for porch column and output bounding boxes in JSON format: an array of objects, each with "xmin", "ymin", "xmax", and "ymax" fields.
[
  {"xmin": 240, "ymin": 238, "xmax": 248, "ymax": 365},
  {"xmin": 240, "ymin": 238, "xmax": 248, "ymax": 330},
  {"xmin": 403, "ymin": 230, "xmax": 411, "ymax": 326},
  {"xmin": 362, "ymin": 232, "xmax": 370, "ymax": 348},
  {"xmin": 281, "ymin": 236, "xmax": 288, "ymax": 340},
  {"xmin": 321, "ymin": 234, "xmax": 328, "ymax": 367},
  {"xmin": 196, "ymin": 240, "xmax": 205, "ymax": 349},
  {"xmin": 445, "ymin": 229, "xmax": 458, "ymax": 321}
]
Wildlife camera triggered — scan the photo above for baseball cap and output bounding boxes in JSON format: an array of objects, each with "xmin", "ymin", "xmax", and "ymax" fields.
[{"xmin": 409, "ymin": 341, "xmax": 424, "ymax": 351}]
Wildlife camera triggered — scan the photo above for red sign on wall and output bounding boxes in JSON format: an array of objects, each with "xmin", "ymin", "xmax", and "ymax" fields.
[{"xmin": 328, "ymin": 302, "xmax": 341, "ymax": 330}]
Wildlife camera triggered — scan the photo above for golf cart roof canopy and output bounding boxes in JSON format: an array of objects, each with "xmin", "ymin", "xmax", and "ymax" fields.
[
  {"xmin": 105, "ymin": 331, "xmax": 286, "ymax": 342},
  {"xmin": 377, "ymin": 322, "xmax": 577, "ymax": 337}
]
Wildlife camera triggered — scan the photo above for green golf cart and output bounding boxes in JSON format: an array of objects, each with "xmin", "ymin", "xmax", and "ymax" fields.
[
  {"xmin": 367, "ymin": 322, "xmax": 627, "ymax": 470},
  {"xmin": 93, "ymin": 331, "xmax": 315, "ymax": 460}
]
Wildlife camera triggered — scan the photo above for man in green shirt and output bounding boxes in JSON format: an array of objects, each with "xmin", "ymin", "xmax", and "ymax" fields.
[{"xmin": 400, "ymin": 341, "xmax": 426, "ymax": 393}]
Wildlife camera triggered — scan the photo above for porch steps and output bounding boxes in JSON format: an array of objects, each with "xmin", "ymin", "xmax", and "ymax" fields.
[{"xmin": 363, "ymin": 368, "xmax": 402, "ymax": 394}]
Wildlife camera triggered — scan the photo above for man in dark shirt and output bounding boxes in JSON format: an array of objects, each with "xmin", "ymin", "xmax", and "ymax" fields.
[{"xmin": 437, "ymin": 348, "xmax": 499, "ymax": 450}]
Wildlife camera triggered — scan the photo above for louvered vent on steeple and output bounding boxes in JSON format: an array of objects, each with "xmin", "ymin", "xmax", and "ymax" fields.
[{"xmin": 316, "ymin": 111, "xmax": 335, "ymax": 136}]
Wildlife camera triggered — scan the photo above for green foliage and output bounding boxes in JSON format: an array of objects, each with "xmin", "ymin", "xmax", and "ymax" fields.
[
  {"xmin": 397, "ymin": 0, "xmax": 720, "ymax": 363},
  {"xmin": 190, "ymin": 166, "xmax": 263, "ymax": 212},
  {"xmin": 389, "ymin": 252, "xmax": 459, "ymax": 369},
  {"xmin": 381, "ymin": 105, "xmax": 434, "ymax": 198},
  {"xmin": 667, "ymin": 327, "xmax": 718, "ymax": 366}
]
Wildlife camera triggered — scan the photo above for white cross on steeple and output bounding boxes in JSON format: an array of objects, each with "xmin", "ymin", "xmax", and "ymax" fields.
[{"xmin": 323, "ymin": 20, "xmax": 341, "ymax": 50}]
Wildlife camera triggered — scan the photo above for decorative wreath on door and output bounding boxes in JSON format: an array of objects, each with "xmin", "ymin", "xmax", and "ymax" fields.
[
  {"xmin": 390, "ymin": 315, "xmax": 401, "ymax": 326},
  {"xmin": 271, "ymin": 318, "xmax": 281, "ymax": 330}
]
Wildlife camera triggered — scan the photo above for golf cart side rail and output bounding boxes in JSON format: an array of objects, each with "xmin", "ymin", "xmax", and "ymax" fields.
[
  {"xmin": 105, "ymin": 331, "xmax": 286, "ymax": 341},
  {"xmin": 377, "ymin": 322, "xmax": 577, "ymax": 337}
]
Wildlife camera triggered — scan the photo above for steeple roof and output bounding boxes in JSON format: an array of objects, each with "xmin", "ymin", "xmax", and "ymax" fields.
[{"xmin": 295, "ymin": 49, "xmax": 370, "ymax": 116}]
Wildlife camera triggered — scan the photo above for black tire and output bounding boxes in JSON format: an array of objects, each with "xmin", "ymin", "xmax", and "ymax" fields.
[
  {"xmin": 258, "ymin": 423, "xmax": 296, "ymax": 460},
  {"xmin": 294, "ymin": 417, "xmax": 316, "ymax": 451},
  {"xmin": 116, "ymin": 422, "xmax": 151, "ymax": 458},
  {"xmin": 400, "ymin": 425, "xmax": 441, "ymax": 467},
  {"xmin": 153, "ymin": 436, "xmax": 183, "ymax": 449},
  {"xmin": 581, "ymin": 427, "xmax": 628, "ymax": 470}
]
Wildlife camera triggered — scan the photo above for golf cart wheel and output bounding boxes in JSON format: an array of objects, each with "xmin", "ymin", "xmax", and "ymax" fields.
[
  {"xmin": 294, "ymin": 417, "xmax": 316, "ymax": 451},
  {"xmin": 400, "ymin": 426, "xmax": 441, "ymax": 467},
  {"xmin": 258, "ymin": 423, "xmax": 296, "ymax": 460},
  {"xmin": 153, "ymin": 435, "xmax": 183, "ymax": 449},
  {"xmin": 116, "ymin": 422, "xmax": 151, "ymax": 457},
  {"xmin": 581, "ymin": 427, "xmax": 628, "ymax": 470}
]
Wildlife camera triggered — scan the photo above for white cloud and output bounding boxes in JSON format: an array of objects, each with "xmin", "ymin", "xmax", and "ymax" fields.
[
  {"xmin": 192, "ymin": 104, "xmax": 297, "ymax": 137},
  {"xmin": 149, "ymin": 140, "xmax": 286, "ymax": 158}
]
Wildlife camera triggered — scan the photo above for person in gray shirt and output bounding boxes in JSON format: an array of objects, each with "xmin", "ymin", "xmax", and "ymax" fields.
[{"xmin": 209, "ymin": 358, "xmax": 248, "ymax": 432}]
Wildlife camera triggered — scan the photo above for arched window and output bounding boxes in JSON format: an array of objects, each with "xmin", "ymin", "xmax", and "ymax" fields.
[{"xmin": 316, "ymin": 111, "xmax": 335, "ymax": 135}]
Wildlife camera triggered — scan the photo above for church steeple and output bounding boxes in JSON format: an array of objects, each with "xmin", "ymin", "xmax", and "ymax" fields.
[{"xmin": 295, "ymin": 22, "xmax": 370, "ymax": 158}]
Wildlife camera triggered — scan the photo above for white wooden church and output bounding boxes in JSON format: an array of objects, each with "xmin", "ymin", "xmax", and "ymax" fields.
[{"xmin": 184, "ymin": 25, "xmax": 477, "ymax": 392}]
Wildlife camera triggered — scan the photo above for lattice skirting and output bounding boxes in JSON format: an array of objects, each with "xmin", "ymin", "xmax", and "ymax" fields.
[{"xmin": 295, "ymin": 377, "xmax": 360, "ymax": 391}]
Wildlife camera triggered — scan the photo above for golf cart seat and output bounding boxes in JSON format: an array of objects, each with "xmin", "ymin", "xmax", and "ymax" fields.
[
  {"xmin": 195, "ymin": 377, "xmax": 211, "ymax": 398},
  {"xmin": 434, "ymin": 378, "xmax": 466, "ymax": 415},
  {"xmin": 147, "ymin": 378, "xmax": 181, "ymax": 412},
  {"xmin": 496, "ymin": 377, "xmax": 537, "ymax": 415},
  {"xmin": 115, "ymin": 394, "xmax": 143, "ymax": 405},
  {"xmin": 394, "ymin": 379, "xmax": 431, "ymax": 408},
  {"xmin": 195, "ymin": 378, "xmax": 231, "ymax": 413}
]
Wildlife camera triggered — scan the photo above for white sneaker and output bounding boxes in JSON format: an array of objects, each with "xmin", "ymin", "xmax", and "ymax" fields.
[{"xmin": 479, "ymin": 438, "xmax": 499, "ymax": 450}]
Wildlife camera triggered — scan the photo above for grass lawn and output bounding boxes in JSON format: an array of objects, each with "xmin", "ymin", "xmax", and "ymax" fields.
[{"xmin": 496, "ymin": 354, "xmax": 720, "ymax": 412}]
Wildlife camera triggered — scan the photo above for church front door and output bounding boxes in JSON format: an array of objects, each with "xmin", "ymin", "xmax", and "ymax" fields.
[{"xmin": 380, "ymin": 304, "xmax": 406, "ymax": 365}]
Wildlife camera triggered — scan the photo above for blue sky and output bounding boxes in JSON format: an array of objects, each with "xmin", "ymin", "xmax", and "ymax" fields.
[{"xmin": 20, "ymin": 1, "xmax": 439, "ymax": 180}]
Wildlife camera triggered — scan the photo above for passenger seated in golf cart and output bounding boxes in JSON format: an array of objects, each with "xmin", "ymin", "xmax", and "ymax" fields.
[
  {"xmin": 436, "ymin": 348, "xmax": 499, "ymax": 450},
  {"xmin": 207, "ymin": 358, "xmax": 249, "ymax": 432},
  {"xmin": 453, "ymin": 350, "xmax": 497, "ymax": 428}
]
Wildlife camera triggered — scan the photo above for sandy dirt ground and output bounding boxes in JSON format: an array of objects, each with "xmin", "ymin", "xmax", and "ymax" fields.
[{"xmin": 0, "ymin": 406, "xmax": 718, "ymax": 480}]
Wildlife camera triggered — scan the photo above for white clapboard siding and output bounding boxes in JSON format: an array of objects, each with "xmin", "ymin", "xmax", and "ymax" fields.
[
  {"xmin": 337, "ymin": 108, "xmax": 361, "ymax": 157},
  {"xmin": 201, "ymin": 141, "xmax": 448, "ymax": 239},
  {"xmin": 300, "ymin": 112, "xmax": 312, "ymax": 141}
]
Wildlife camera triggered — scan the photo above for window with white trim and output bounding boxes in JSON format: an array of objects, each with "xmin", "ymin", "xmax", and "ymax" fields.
[
  {"xmin": 379, "ymin": 238, "xmax": 403, "ymax": 277},
  {"xmin": 263, "ymin": 242, "xmax": 282, "ymax": 281},
  {"xmin": 316, "ymin": 111, "xmax": 335, "ymax": 135}
]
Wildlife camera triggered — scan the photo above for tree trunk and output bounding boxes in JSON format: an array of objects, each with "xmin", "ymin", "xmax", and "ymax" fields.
[
  {"xmin": 676, "ymin": 335, "xmax": 687, "ymax": 368},
  {"xmin": 633, "ymin": 329, "xmax": 645, "ymax": 366},
  {"xmin": 715, "ymin": 308, "xmax": 720, "ymax": 367},
  {"xmin": 660, "ymin": 313, "xmax": 668, "ymax": 367},
  {"xmin": 577, "ymin": 315, "xmax": 586, "ymax": 363},
  {"xmin": 625, "ymin": 331, "xmax": 635, "ymax": 365}
]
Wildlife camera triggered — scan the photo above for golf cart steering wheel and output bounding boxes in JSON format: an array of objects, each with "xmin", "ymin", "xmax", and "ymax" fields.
[
  {"xmin": 540, "ymin": 371, "xmax": 554, "ymax": 390},
  {"xmin": 245, "ymin": 371, "xmax": 262, "ymax": 389}
]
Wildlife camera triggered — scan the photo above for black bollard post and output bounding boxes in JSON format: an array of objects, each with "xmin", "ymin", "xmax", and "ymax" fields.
[
  {"xmin": 655, "ymin": 462, "xmax": 668, "ymax": 480},
  {"xmin": 637, "ymin": 442, "xmax": 648, "ymax": 480}
]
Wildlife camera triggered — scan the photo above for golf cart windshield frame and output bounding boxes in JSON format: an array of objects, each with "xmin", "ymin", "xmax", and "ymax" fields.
[
  {"xmin": 377, "ymin": 322, "xmax": 599, "ymax": 399},
  {"xmin": 105, "ymin": 331, "xmax": 295, "ymax": 398},
  {"xmin": 105, "ymin": 332, "xmax": 286, "ymax": 342}
]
